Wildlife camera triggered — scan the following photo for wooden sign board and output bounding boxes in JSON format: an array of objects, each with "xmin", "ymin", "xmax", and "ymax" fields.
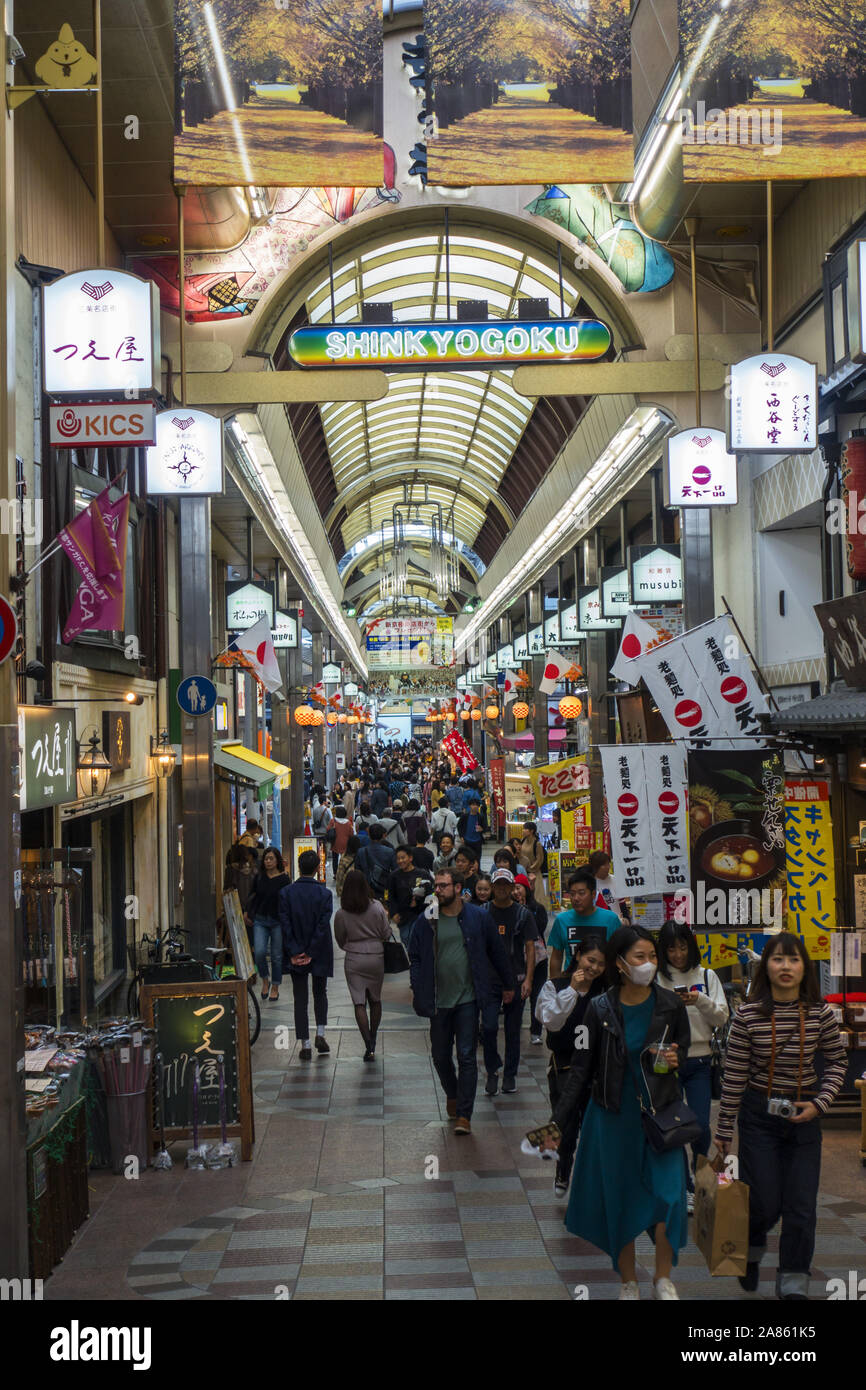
[
  {"xmin": 223, "ymin": 889, "xmax": 256, "ymax": 982},
  {"xmin": 140, "ymin": 979, "xmax": 254, "ymax": 1161}
]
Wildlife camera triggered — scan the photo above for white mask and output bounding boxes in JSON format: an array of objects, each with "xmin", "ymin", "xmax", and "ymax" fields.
[{"xmin": 620, "ymin": 957, "xmax": 656, "ymax": 986}]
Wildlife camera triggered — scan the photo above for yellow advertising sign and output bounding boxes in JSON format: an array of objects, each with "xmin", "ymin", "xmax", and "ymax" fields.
[
  {"xmin": 528, "ymin": 755, "xmax": 589, "ymax": 808},
  {"xmin": 695, "ymin": 930, "xmax": 832, "ymax": 969},
  {"xmin": 436, "ymin": 616, "xmax": 453, "ymax": 633},
  {"xmin": 786, "ymin": 780, "xmax": 834, "ymax": 939}
]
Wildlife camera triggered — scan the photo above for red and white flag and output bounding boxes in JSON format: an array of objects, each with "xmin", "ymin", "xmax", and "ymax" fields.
[
  {"xmin": 539, "ymin": 649, "xmax": 581, "ymax": 694},
  {"xmin": 610, "ymin": 611, "xmax": 664, "ymax": 684},
  {"xmin": 501, "ymin": 669, "xmax": 522, "ymax": 704},
  {"xmin": 223, "ymin": 615, "xmax": 282, "ymax": 694}
]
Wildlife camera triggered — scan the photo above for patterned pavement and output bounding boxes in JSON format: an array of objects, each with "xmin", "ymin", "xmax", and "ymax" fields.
[{"xmin": 45, "ymin": 882, "xmax": 866, "ymax": 1302}]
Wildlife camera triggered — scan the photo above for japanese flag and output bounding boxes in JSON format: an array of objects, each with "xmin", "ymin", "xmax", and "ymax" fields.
[
  {"xmin": 502, "ymin": 669, "xmax": 522, "ymax": 704},
  {"xmin": 539, "ymin": 650, "xmax": 576, "ymax": 694},
  {"xmin": 232, "ymin": 615, "xmax": 282, "ymax": 695},
  {"xmin": 610, "ymin": 611, "xmax": 665, "ymax": 685}
]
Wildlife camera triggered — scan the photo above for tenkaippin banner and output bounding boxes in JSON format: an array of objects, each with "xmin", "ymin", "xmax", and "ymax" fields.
[
  {"xmin": 424, "ymin": 0, "xmax": 633, "ymax": 185},
  {"xmin": 174, "ymin": 0, "xmax": 383, "ymax": 186}
]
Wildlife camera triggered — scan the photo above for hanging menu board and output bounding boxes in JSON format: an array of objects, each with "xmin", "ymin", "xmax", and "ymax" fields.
[{"xmin": 140, "ymin": 979, "xmax": 253, "ymax": 1160}]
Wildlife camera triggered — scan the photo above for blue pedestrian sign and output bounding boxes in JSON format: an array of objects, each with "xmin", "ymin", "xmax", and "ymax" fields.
[{"xmin": 177, "ymin": 674, "xmax": 217, "ymax": 717}]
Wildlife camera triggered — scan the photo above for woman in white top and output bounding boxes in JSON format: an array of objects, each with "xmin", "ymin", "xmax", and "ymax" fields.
[{"xmin": 656, "ymin": 920, "xmax": 729, "ymax": 1212}]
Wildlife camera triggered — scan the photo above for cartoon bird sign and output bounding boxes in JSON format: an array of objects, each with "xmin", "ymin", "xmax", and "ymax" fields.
[{"xmin": 35, "ymin": 24, "xmax": 98, "ymax": 87}]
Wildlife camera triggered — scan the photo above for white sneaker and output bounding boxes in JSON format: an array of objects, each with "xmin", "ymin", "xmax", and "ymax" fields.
[
  {"xmin": 618, "ymin": 1281, "xmax": 640, "ymax": 1300},
  {"xmin": 653, "ymin": 1277, "xmax": 679, "ymax": 1300}
]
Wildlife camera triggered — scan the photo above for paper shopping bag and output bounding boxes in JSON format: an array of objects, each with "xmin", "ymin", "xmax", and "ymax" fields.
[{"xmin": 694, "ymin": 1154, "xmax": 749, "ymax": 1277}]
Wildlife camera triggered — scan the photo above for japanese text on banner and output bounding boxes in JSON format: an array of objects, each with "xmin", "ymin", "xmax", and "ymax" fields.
[{"xmin": 786, "ymin": 780, "xmax": 835, "ymax": 937}]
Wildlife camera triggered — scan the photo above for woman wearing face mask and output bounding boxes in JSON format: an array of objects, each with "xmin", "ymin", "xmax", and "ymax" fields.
[
  {"xmin": 656, "ymin": 920, "xmax": 729, "ymax": 1214},
  {"xmin": 714, "ymin": 933, "xmax": 846, "ymax": 1300},
  {"xmin": 535, "ymin": 934, "xmax": 607, "ymax": 1197},
  {"xmin": 543, "ymin": 925, "xmax": 690, "ymax": 1300}
]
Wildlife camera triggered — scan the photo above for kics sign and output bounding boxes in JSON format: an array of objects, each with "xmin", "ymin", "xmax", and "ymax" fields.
[{"xmin": 49, "ymin": 402, "xmax": 157, "ymax": 448}]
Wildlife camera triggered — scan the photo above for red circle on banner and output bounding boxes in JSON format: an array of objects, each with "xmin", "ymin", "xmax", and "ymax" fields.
[
  {"xmin": 658, "ymin": 790, "xmax": 679, "ymax": 815},
  {"xmin": 692, "ymin": 464, "xmax": 712, "ymax": 487},
  {"xmin": 618, "ymin": 792, "xmax": 639, "ymax": 817},
  {"xmin": 256, "ymin": 642, "xmax": 267, "ymax": 663},
  {"xmin": 675, "ymin": 698, "xmax": 702, "ymax": 728},
  {"xmin": 0, "ymin": 594, "xmax": 17, "ymax": 665},
  {"xmin": 621, "ymin": 633, "xmax": 642, "ymax": 658},
  {"xmin": 720, "ymin": 674, "xmax": 747, "ymax": 704},
  {"xmin": 543, "ymin": 662, "xmax": 559, "ymax": 681}
]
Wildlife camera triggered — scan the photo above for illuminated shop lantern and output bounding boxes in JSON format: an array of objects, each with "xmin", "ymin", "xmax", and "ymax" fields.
[
  {"xmin": 470, "ymin": 708, "xmax": 482, "ymax": 721},
  {"xmin": 485, "ymin": 704, "xmax": 500, "ymax": 720},
  {"xmin": 445, "ymin": 710, "xmax": 456, "ymax": 721},
  {"xmin": 312, "ymin": 710, "xmax": 325, "ymax": 725},
  {"xmin": 460, "ymin": 708, "xmax": 471, "ymax": 720},
  {"xmin": 559, "ymin": 695, "xmax": 583, "ymax": 719},
  {"xmin": 326, "ymin": 712, "xmax": 338, "ymax": 725},
  {"xmin": 347, "ymin": 714, "xmax": 359, "ymax": 725},
  {"xmin": 294, "ymin": 704, "xmax": 315, "ymax": 726},
  {"xmin": 337, "ymin": 713, "xmax": 347, "ymax": 723},
  {"xmin": 512, "ymin": 701, "xmax": 530, "ymax": 720}
]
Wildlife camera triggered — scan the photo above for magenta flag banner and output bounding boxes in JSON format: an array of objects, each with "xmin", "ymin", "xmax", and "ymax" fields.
[{"xmin": 61, "ymin": 491, "xmax": 129, "ymax": 644}]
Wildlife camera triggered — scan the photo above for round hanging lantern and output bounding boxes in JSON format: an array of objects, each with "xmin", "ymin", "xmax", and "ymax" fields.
[
  {"xmin": 347, "ymin": 714, "xmax": 359, "ymax": 725},
  {"xmin": 294, "ymin": 704, "xmax": 314, "ymax": 725},
  {"xmin": 312, "ymin": 709, "xmax": 325, "ymax": 725},
  {"xmin": 460, "ymin": 708, "xmax": 471, "ymax": 720},
  {"xmin": 337, "ymin": 712, "xmax": 347, "ymax": 724},
  {"xmin": 470, "ymin": 708, "xmax": 482, "ymax": 721},
  {"xmin": 512, "ymin": 701, "xmax": 529, "ymax": 720},
  {"xmin": 445, "ymin": 710, "xmax": 456, "ymax": 721},
  {"xmin": 326, "ymin": 712, "xmax": 337, "ymax": 725},
  {"xmin": 485, "ymin": 704, "xmax": 500, "ymax": 720},
  {"xmin": 559, "ymin": 695, "xmax": 583, "ymax": 719}
]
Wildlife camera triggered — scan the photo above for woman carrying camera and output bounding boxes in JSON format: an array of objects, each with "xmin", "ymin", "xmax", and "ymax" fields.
[
  {"xmin": 545, "ymin": 925, "xmax": 690, "ymax": 1300},
  {"xmin": 714, "ymin": 933, "xmax": 846, "ymax": 1300}
]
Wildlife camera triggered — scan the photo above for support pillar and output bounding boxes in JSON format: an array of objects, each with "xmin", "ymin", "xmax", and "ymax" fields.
[
  {"xmin": 178, "ymin": 497, "xmax": 216, "ymax": 959},
  {"xmin": 681, "ymin": 506, "xmax": 715, "ymax": 629}
]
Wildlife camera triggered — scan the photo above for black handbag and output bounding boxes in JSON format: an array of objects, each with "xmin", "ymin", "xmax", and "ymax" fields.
[
  {"xmin": 383, "ymin": 936, "xmax": 410, "ymax": 974},
  {"xmin": 630, "ymin": 1056, "xmax": 703, "ymax": 1153}
]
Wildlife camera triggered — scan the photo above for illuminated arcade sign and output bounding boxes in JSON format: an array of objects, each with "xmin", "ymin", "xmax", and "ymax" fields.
[
  {"xmin": 43, "ymin": 268, "xmax": 160, "ymax": 395},
  {"xmin": 727, "ymin": 353, "xmax": 817, "ymax": 455},
  {"xmin": 288, "ymin": 318, "xmax": 611, "ymax": 370},
  {"xmin": 664, "ymin": 427, "xmax": 738, "ymax": 507},
  {"xmin": 146, "ymin": 408, "xmax": 224, "ymax": 496}
]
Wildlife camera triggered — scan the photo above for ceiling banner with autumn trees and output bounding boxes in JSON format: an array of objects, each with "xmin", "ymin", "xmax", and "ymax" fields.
[
  {"xmin": 423, "ymin": 0, "xmax": 633, "ymax": 185},
  {"xmin": 680, "ymin": 0, "xmax": 866, "ymax": 180},
  {"xmin": 174, "ymin": 0, "xmax": 383, "ymax": 186}
]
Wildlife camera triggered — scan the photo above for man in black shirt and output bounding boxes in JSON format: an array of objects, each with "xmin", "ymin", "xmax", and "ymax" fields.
[
  {"xmin": 388, "ymin": 846, "xmax": 433, "ymax": 950},
  {"xmin": 481, "ymin": 868, "xmax": 537, "ymax": 1096},
  {"xmin": 455, "ymin": 845, "xmax": 479, "ymax": 901}
]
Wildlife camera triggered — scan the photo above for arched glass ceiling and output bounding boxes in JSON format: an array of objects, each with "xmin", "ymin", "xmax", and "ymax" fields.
[
  {"xmin": 337, "ymin": 524, "xmax": 486, "ymax": 579},
  {"xmin": 303, "ymin": 226, "xmax": 582, "ymax": 561}
]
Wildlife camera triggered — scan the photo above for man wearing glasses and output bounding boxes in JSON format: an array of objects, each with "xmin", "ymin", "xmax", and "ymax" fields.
[{"xmin": 408, "ymin": 868, "xmax": 516, "ymax": 1135}]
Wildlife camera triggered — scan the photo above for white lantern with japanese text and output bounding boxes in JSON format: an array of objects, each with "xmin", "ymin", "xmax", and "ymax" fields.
[
  {"xmin": 146, "ymin": 408, "xmax": 224, "ymax": 496},
  {"xmin": 664, "ymin": 428, "xmax": 738, "ymax": 506},
  {"xmin": 727, "ymin": 354, "xmax": 818, "ymax": 455},
  {"xmin": 43, "ymin": 269, "xmax": 160, "ymax": 395}
]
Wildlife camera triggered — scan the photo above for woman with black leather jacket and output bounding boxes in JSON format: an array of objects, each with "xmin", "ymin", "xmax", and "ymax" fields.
[{"xmin": 544, "ymin": 925, "xmax": 690, "ymax": 1301}]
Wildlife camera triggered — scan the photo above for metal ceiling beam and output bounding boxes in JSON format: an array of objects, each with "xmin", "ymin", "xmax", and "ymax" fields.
[
  {"xmin": 512, "ymin": 359, "xmax": 726, "ymax": 399},
  {"xmin": 173, "ymin": 370, "xmax": 389, "ymax": 406},
  {"xmin": 322, "ymin": 460, "xmax": 514, "ymax": 532}
]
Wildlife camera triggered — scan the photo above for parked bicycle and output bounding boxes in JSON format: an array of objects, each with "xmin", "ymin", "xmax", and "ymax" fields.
[{"xmin": 127, "ymin": 926, "xmax": 261, "ymax": 1047}]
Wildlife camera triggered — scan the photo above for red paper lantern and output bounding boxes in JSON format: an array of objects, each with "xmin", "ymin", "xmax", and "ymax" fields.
[{"xmin": 843, "ymin": 433, "xmax": 866, "ymax": 578}]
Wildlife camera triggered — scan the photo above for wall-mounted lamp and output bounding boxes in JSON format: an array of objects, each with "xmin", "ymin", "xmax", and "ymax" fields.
[
  {"xmin": 77, "ymin": 729, "xmax": 112, "ymax": 799},
  {"xmin": 150, "ymin": 730, "xmax": 178, "ymax": 779}
]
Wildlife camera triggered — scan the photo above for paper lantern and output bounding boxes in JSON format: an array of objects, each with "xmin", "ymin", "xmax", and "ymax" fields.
[
  {"xmin": 485, "ymin": 704, "xmax": 500, "ymax": 720},
  {"xmin": 460, "ymin": 708, "xmax": 471, "ymax": 720},
  {"xmin": 326, "ymin": 712, "xmax": 337, "ymax": 725},
  {"xmin": 843, "ymin": 433, "xmax": 866, "ymax": 579},
  {"xmin": 294, "ymin": 704, "xmax": 314, "ymax": 725},
  {"xmin": 445, "ymin": 710, "xmax": 456, "ymax": 721},
  {"xmin": 347, "ymin": 714, "xmax": 359, "ymax": 725},
  {"xmin": 512, "ymin": 701, "xmax": 529, "ymax": 719},
  {"xmin": 312, "ymin": 709, "xmax": 325, "ymax": 725},
  {"xmin": 470, "ymin": 708, "xmax": 482, "ymax": 721},
  {"xmin": 337, "ymin": 713, "xmax": 347, "ymax": 724},
  {"xmin": 559, "ymin": 695, "xmax": 583, "ymax": 719}
]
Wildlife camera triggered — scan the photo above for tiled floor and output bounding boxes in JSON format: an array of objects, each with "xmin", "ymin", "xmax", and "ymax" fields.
[{"xmin": 44, "ymin": 882, "xmax": 866, "ymax": 1301}]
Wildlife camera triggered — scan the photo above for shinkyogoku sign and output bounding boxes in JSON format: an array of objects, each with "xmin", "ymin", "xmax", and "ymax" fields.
[
  {"xmin": 43, "ymin": 268, "xmax": 160, "ymax": 395},
  {"xmin": 288, "ymin": 318, "xmax": 611, "ymax": 370}
]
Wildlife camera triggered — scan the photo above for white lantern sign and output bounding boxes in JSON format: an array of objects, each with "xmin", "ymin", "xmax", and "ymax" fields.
[
  {"xmin": 728, "ymin": 353, "xmax": 817, "ymax": 455},
  {"xmin": 664, "ymin": 427, "xmax": 738, "ymax": 506},
  {"xmin": 146, "ymin": 409, "xmax": 224, "ymax": 496},
  {"xmin": 43, "ymin": 269, "xmax": 160, "ymax": 395}
]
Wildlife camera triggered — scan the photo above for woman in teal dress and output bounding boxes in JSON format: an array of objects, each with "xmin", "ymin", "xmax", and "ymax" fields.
[{"xmin": 547, "ymin": 925, "xmax": 690, "ymax": 1300}]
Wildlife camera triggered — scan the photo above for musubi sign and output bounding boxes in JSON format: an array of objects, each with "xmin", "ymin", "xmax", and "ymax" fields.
[{"xmin": 288, "ymin": 318, "xmax": 612, "ymax": 370}]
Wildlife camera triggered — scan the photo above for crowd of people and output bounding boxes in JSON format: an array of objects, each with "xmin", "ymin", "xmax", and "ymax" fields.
[{"xmin": 223, "ymin": 737, "xmax": 848, "ymax": 1303}]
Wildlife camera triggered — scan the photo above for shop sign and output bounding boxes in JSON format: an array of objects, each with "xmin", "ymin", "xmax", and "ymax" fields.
[
  {"xmin": 514, "ymin": 633, "xmax": 529, "ymax": 658},
  {"xmin": 496, "ymin": 644, "xmax": 514, "ymax": 670},
  {"xmin": 786, "ymin": 780, "xmax": 834, "ymax": 937},
  {"xmin": 344, "ymin": 682, "xmax": 359, "ymax": 696},
  {"xmin": 560, "ymin": 604, "xmax": 585, "ymax": 642},
  {"xmin": 288, "ymin": 318, "xmax": 612, "ymax": 371},
  {"xmin": 322, "ymin": 662, "xmax": 341, "ymax": 683},
  {"xmin": 486, "ymin": 653, "xmax": 498, "ymax": 675},
  {"xmin": 505, "ymin": 772, "xmax": 534, "ymax": 816},
  {"xmin": 529, "ymin": 624, "xmax": 545, "ymax": 652},
  {"xmin": 271, "ymin": 610, "xmax": 298, "ymax": 649},
  {"xmin": 815, "ymin": 591, "xmax": 866, "ymax": 689},
  {"xmin": 102, "ymin": 709, "xmax": 131, "ymax": 771},
  {"xmin": 226, "ymin": 581, "xmax": 275, "ymax": 632},
  {"xmin": 628, "ymin": 545, "xmax": 683, "ymax": 604},
  {"xmin": 49, "ymin": 401, "xmax": 157, "ymax": 448},
  {"xmin": 17, "ymin": 706, "xmax": 77, "ymax": 811},
  {"xmin": 528, "ymin": 754, "xmax": 589, "ymax": 808},
  {"xmin": 43, "ymin": 268, "xmax": 160, "ymax": 395},
  {"xmin": 544, "ymin": 615, "xmax": 560, "ymax": 645},
  {"xmin": 600, "ymin": 744, "xmax": 689, "ymax": 896},
  {"xmin": 728, "ymin": 353, "xmax": 818, "ymax": 454},
  {"xmin": 488, "ymin": 756, "xmax": 506, "ymax": 827},
  {"xmin": 146, "ymin": 409, "xmax": 223, "ymax": 496},
  {"xmin": 578, "ymin": 586, "xmax": 621, "ymax": 630},
  {"xmin": 600, "ymin": 566, "xmax": 632, "ymax": 618},
  {"xmin": 664, "ymin": 427, "xmax": 737, "ymax": 506}
]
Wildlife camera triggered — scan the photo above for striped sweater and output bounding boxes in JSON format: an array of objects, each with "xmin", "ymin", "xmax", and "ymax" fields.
[{"xmin": 716, "ymin": 999, "xmax": 847, "ymax": 1141}]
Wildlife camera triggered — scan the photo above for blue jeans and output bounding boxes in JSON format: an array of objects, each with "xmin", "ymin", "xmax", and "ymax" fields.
[
  {"xmin": 254, "ymin": 916, "xmax": 283, "ymax": 986},
  {"xmin": 430, "ymin": 1000, "xmax": 479, "ymax": 1119},
  {"xmin": 398, "ymin": 919, "xmax": 416, "ymax": 953},
  {"xmin": 679, "ymin": 1054, "xmax": 712, "ymax": 1189},
  {"xmin": 481, "ymin": 984, "xmax": 525, "ymax": 1080}
]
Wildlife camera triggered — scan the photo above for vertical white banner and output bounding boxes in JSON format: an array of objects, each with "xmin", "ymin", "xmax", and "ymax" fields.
[
  {"xmin": 642, "ymin": 745, "xmax": 690, "ymax": 894},
  {"xmin": 600, "ymin": 746, "xmax": 653, "ymax": 896},
  {"xmin": 680, "ymin": 617, "xmax": 768, "ymax": 741}
]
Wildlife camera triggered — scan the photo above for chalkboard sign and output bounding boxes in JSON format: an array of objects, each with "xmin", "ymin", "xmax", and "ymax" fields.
[{"xmin": 140, "ymin": 979, "xmax": 253, "ymax": 1160}]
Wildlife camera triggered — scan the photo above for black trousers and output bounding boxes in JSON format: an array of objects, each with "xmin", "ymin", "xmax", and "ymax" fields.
[
  {"xmin": 291, "ymin": 970, "xmax": 328, "ymax": 1040},
  {"xmin": 548, "ymin": 1060, "xmax": 582, "ymax": 1183},
  {"xmin": 737, "ymin": 1088, "xmax": 822, "ymax": 1290}
]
